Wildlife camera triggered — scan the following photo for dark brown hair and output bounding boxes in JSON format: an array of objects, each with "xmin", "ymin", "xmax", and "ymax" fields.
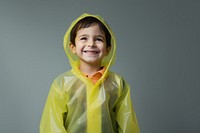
[{"xmin": 70, "ymin": 17, "xmax": 111, "ymax": 48}]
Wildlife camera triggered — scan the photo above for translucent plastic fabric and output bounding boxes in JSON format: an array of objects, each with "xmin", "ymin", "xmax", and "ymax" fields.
[{"xmin": 40, "ymin": 13, "xmax": 140, "ymax": 133}]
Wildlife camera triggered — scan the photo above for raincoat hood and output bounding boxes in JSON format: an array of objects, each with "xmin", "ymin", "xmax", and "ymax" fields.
[{"xmin": 63, "ymin": 13, "xmax": 116, "ymax": 83}]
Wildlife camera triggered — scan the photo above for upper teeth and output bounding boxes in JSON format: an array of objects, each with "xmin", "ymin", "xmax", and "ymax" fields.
[{"xmin": 85, "ymin": 51, "xmax": 97, "ymax": 53}]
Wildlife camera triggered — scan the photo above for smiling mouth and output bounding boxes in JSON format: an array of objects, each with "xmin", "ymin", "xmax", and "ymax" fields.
[{"xmin": 83, "ymin": 50, "xmax": 99, "ymax": 54}]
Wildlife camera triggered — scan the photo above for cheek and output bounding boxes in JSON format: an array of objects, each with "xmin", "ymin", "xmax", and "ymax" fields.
[
  {"xmin": 105, "ymin": 47, "xmax": 111, "ymax": 55},
  {"xmin": 76, "ymin": 45, "xmax": 84, "ymax": 52},
  {"xmin": 101, "ymin": 45, "xmax": 108, "ymax": 52}
]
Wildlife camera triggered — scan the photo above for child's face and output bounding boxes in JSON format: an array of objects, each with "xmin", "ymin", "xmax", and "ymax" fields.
[{"xmin": 70, "ymin": 24, "xmax": 110, "ymax": 66}]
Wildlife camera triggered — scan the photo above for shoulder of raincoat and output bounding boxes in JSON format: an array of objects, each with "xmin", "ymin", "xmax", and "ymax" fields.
[{"xmin": 40, "ymin": 13, "xmax": 140, "ymax": 133}]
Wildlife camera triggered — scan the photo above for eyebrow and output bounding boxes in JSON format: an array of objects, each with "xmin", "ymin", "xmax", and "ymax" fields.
[
  {"xmin": 95, "ymin": 35, "xmax": 104, "ymax": 38},
  {"xmin": 77, "ymin": 34, "xmax": 88, "ymax": 38},
  {"xmin": 77, "ymin": 34, "xmax": 105, "ymax": 39}
]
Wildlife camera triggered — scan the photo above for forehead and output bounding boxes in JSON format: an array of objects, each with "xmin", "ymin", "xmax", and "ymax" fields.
[{"xmin": 76, "ymin": 24, "xmax": 105, "ymax": 36}]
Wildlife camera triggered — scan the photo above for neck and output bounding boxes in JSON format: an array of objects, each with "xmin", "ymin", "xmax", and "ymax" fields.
[{"xmin": 79, "ymin": 62, "xmax": 101, "ymax": 76}]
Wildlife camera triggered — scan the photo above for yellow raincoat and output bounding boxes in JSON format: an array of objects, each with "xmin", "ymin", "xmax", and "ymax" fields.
[{"xmin": 40, "ymin": 13, "xmax": 140, "ymax": 133}]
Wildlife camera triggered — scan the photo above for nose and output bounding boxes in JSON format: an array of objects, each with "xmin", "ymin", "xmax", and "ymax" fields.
[{"xmin": 87, "ymin": 40, "xmax": 96, "ymax": 47}]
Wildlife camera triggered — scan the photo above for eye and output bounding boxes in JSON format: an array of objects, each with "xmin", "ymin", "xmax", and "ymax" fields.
[
  {"xmin": 80, "ymin": 37, "xmax": 87, "ymax": 40},
  {"xmin": 96, "ymin": 38, "xmax": 103, "ymax": 42}
]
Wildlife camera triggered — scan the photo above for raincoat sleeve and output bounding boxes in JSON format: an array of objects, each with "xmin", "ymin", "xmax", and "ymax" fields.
[
  {"xmin": 40, "ymin": 79, "xmax": 68, "ymax": 133},
  {"xmin": 115, "ymin": 79, "xmax": 140, "ymax": 133}
]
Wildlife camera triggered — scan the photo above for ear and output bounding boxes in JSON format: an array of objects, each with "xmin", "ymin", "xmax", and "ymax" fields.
[
  {"xmin": 70, "ymin": 43, "xmax": 76, "ymax": 54},
  {"xmin": 105, "ymin": 46, "xmax": 111, "ymax": 56}
]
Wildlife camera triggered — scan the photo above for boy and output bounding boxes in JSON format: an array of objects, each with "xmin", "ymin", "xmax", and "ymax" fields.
[{"xmin": 40, "ymin": 13, "xmax": 140, "ymax": 133}]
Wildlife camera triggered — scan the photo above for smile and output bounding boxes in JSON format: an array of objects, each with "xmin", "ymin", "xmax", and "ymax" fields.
[{"xmin": 83, "ymin": 50, "xmax": 99, "ymax": 54}]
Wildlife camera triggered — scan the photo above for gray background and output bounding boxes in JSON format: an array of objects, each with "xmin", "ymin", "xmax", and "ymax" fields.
[{"xmin": 1, "ymin": 0, "xmax": 200, "ymax": 133}]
